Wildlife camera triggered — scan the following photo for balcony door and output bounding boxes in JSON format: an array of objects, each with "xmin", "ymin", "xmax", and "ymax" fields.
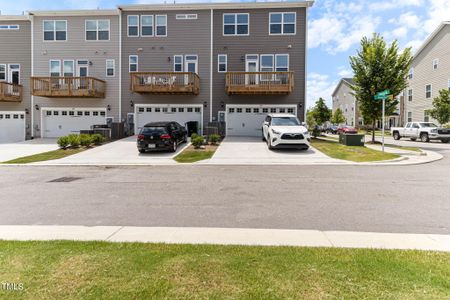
[
  {"xmin": 245, "ymin": 54, "xmax": 259, "ymax": 85},
  {"xmin": 184, "ymin": 55, "xmax": 198, "ymax": 85},
  {"xmin": 7, "ymin": 64, "xmax": 20, "ymax": 96},
  {"xmin": 76, "ymin": 60, "xmax": 89, "ymax": 89}
]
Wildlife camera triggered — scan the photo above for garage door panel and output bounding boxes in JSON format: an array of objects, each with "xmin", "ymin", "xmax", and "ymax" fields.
[
  {"xmin": 42, "ymin": 109, "xmax": 106, "ymax": 138},
  {"xmin": 0, "ymin": 112, "xmax": 26, "ymax": 143}
]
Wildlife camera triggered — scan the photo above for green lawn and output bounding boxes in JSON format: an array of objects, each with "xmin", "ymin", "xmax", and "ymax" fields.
[
  {"xmin": 2, "ymin": 148, "xmax": 85, "ymax": 164},
  {"xmin": 174, "ymin": 145, "xmax": 217, "ymax": 163},
  {"xmin": 0, "ymin": 241, "xmax": 449, "ymax": 299},
  {"xmin": 312, "ymin": 138, "xmax": 399, "ymax": 162}
]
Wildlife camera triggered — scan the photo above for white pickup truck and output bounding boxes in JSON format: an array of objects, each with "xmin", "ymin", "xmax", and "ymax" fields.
[{"xmin": 391, "ymin": 122, "xmax": 450, "ymax": 143}]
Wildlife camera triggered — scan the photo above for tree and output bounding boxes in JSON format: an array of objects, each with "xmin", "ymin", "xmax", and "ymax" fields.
[
  {"xmin": 350, "ymin": 34, "xmax": 413, "ymax": 142},
  {"xmin": 428, "ymin": 89, "xmax": 450, "ymax": 125},
  {"xmin": 331, "ymin": 108, "xmax": 346, "ymax": 125},
  {"xmin": 312, "ymin": 98, "xmax": 332, "ymax": 125},
  {"xmin": 306, "ymin": 109, "xmax": 317, "ymax": 130}
]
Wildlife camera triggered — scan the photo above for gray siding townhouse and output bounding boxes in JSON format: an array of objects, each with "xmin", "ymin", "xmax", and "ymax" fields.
[
  {"xmin": 332, "ymin": 78, "xmax": 360, "ymax": 126},
  {"xmin": 119, "ymin": 1, "xmax": 313, "ymax": 136},
  {"xmin": 404, "ymin": 22, "xmax": 450, "ymax": 125},
  {"xmin": 29, "ymin": 10, "xmax": 121, "ymax": 138},
  {"xmin": 0, "ymin": 16, "xmax": 31, "ymax": 143}
]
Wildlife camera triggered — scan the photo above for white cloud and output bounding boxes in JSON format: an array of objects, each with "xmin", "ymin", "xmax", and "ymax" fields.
[
  {"xmin": 369, "ymin": 0, "xmax": 423, "ymax": 11},
  {"xmin": 307, "ymin": 73, "xmax": 337, "ymax": 108},
  {"xmin": 337, "ymin": 67, "xmax": 353, "ymax": 78}
]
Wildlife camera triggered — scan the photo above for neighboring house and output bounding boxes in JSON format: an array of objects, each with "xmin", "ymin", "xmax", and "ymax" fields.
[
  {"xmin": 331, "ymin": 78, "xmax": 360, "ymax": 126},
  {"xmin": 0, "ymin": 0, "xmax": 313, "ymax": 141},
  {"xmin": 29, "ymin": 10, "xmax": 121, "ymax": 138},
  {"xmin": 0, "ymin": 16, "xmax": 31, "ymax": 143},
  {"xmin": 403, "ymin": 21, "xmax": 450, "ymax": 125}
]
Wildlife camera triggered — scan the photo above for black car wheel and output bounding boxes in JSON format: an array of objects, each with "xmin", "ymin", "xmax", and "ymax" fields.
[
  {"xmin": 171, "ymin": 141, "xmax": 177, "ymax": 152},
  {"xmin": 410, "ymin": 137, "xmax": 417, "ymax": 141},
  {"xmin": 393, "ymin": 132, "xmax": 400, "ymax": 140},
  {"xmin": 139, "ymin": 149, "xmax": 146, "ymax": 154},
  {"xmin": 442, "ymin": 139, "xmax": 450, "ymax": 143},
  {"xmin": 420, "ymin": 133, "xmax": 430, "ymax": 143},
  {"xmin": 182, "ymin": 134, "xmax": 188, "ymax": 143}
]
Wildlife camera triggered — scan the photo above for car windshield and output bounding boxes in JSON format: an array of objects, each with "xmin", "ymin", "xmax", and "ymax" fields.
[
  {"xmin": 420, "ymin": 123, "xmax": 438, "ymax": 128},
  {"xmin": 141, "ymin": 126, "xmax": 168, "ymax": 134},
  {"xmin": 271, "ymin": 117, "xmax": 300, "ymax": 126}
]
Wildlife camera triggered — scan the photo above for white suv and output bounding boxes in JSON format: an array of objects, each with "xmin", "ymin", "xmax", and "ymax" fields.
[{"xmin": 262, "ymin": 114, "xmax": 310, "ymax": 150}]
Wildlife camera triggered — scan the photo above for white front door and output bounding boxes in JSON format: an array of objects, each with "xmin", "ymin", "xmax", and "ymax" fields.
[
  {"xmin": 245, "ymin": 55, "xmax": 259, "ymax": 85},
  {"xmin": 184, "ymin": 55, "xmax": 198, "ymax": 84},
  {"xmin": 76, "ymin": 60, "xmax": 89, "ymax": 89},
  {"xmin": 7, "ymin": 64, "xmax": 20, "ymax": 96},
  {"xmin": 0, "ymin": 111, "xmax": 26, "ymax": 143}
]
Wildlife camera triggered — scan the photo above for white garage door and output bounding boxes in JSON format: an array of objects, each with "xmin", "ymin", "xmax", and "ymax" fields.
[
  {"xmin": 226, "ymin": 105, "xmax": 297, "ymax": 136},
  {"xmin": 42, "ymin": 108, "xmax": 107, "ymax": 138},
  {"xmin": 135, "ymin": 105, "xmax": 203, "ymax": 133},
  {"xmin": 0, "ymin": 111, "xmax": 25, "ymax": 143}
]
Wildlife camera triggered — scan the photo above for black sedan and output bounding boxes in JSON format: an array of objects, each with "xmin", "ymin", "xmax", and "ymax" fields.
[{"xmin": 137, "ymin": 122, "xmax": 188, "ymax": 153}]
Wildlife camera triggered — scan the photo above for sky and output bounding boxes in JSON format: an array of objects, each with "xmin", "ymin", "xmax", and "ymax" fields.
[{"xmin": 1, "ymin": 0, "xmax": 450, "ymax": 108}]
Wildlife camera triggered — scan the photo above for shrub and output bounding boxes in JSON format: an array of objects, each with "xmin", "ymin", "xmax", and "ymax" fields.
[
  {"xmin": 208, "ymin": 134, "xmax": 221, "ymax": 145},
  {"xmin": 67, "ymin": 134, "xmax": 80, "ymax": 148},
  {"xmin": 79, "ymin": 134, "xmax": 93, "ymax": 147},
  {"xmin": 57, "ymin": 136, "xmax": 70, "ymax": 149},
  {"xmin": 91, "ymin": 134, "xmax": 106, "ymax": 145},
  {"xmin": 191, "ymin": 136, "xmax": 204, "ymax": 149},
  {"xmin": 190, "ymin": 133, "xmax": 199, "ymax": 140}
]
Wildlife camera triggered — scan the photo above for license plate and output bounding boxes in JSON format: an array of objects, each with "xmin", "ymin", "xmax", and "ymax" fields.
[{"xmin": 147, "ymin": 144, "xmax": 156, "ymax": 149}]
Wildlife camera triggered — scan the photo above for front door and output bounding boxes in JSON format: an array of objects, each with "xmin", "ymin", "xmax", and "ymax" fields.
[
  {"xmin": 8, "ymin": 64, "xmax": 20, "ymax": 96},
  {"xmin": 184, "ymin": 55, "xmax": 198, "ymax": 85},
  {"xmin": 245, "ymin": 55, "xmax": 259, "ymax": 85},
  {"xmin": 77, "ymin": 60, "xmax": 89, "ymax": 89}
]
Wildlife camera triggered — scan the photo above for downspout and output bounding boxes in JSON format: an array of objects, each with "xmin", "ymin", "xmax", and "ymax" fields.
[
  {"xmin": 30, "ymin": 13, "xmax": 34, "ymax": 139},
  {"xmin": 303, "ymin": 6, "xmax": 309, "ymax": 122},
  {"xmin": 209, "ymin": 8, "xmax": 213, "ymax": 123},
  {"xmin": 118, "ymin": 8, "xmax": 122, "ymax": 123}
]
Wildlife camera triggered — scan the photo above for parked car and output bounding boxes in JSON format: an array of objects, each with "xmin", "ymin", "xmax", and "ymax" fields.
[
  {"xmin": 391, "ymin": 122, "xmax": 450, "ymax": 143},
  {"xmin": 325, "ymin": 125, "xmax": 339, "ymax": 134},
  {"xmin": 337, "ymin": 125, "xmax": 358, "ymax": 134},
  {"xmin": 262, "ymin": 114, "xmax": 310, "ymax": 150},
  {"xmin": 137, "ymin": 121, "xmax": 188, "ymax": 153}
]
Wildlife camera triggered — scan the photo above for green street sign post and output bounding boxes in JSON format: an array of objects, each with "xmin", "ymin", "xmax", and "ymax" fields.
[{"xmin": 374, "ymin": 90, "xmax": 391, "ymax": 152}]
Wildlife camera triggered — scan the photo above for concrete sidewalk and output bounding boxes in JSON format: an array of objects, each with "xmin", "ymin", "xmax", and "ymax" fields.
[
  {"xmin": 1, "ymin": 226, "xmax": 449, "ymax": 252},
  {"xmin": 0, "ymin": 139, "xmax": 58, "ymax": 162}
]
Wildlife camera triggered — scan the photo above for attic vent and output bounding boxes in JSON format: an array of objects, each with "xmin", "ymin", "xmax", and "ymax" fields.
[{"xmin": 48, "ymin": 177, "xmax": 82, "ymax": 183}]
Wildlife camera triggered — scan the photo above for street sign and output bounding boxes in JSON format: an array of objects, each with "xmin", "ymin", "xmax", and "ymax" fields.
[
  {"xmin": 373, "ymin": 90, "xmax": 391, "ymax": 152},
  {"xmin": 374, "ymin": 90, "xmax": 391, "ymax": 100}
]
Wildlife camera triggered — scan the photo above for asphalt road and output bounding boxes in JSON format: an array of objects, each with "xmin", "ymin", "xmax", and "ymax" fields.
[{"xmin": 0, "ymin": 137, "xmax": 449, "ymax": 234}]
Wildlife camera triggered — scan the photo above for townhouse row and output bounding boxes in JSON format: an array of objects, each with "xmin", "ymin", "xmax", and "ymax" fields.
[{"xmin": 0, "ymin": 1, "xmax": 313, "ymax": 143}]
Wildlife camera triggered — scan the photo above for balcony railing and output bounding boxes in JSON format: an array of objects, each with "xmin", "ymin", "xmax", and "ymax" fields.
[
  {"xmin": 131, "ymin": 72, "xmax": 200, "ymax": 95},
  {"xmin": 0, "ymin": 82, "xmax": 22, "ymax": 102},
  {"xmin": 226, "ymin": 72, "xmax": 294, "ymax": 95},
  {"xmin": 31, "ymin": 77, "xmax": 106, "ymax": 98}
]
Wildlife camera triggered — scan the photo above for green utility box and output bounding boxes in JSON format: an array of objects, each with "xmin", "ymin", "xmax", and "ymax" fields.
[{"xmin": 339, "ymin": 134, "xmax": 365, "ymax": 146}]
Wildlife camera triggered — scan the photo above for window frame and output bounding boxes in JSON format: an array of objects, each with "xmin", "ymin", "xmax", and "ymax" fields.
[
  {"xmin": 173, "ymin": 55, "xmax": 183, "ymax": 72},
  {"xmin": 129, "ymin": 55, "xmax": 138, "ymax": 72},
  {"xmin": 408, "ymin": 89, "xmax": 413, "ymax": 102},
  {"xmin": 407, "ymin": 112, "xmax": 412, "ymax": 123},
  {"xmin": 0, "ymin": 24, "xmax": 20, "ymax": 30},
  {"xmin": 408, "ymin": 67, "xmax": 414, "ymax": 79},
  {"xmin": 140, "ymin": 15, "xmax": 154, "ymax": 37},
  {"xmin": 218, "ymin": 54, "xmax": 227, "ymax": 73},
  {"xmin": 448, "ymin": 79, "xmax": 450, "ymax": 91},
  {"xmin": 424, "ymin": 111, "xmax": 430, "ymax": 122},
  {"xmin": 85, "ymin": 19, "xmax": 110, "ymax": 41},
  {"xmin": 106, "ymin": 59, "xmax": 115, "ymax": 77},
  {"xmin": 223, "ymin": 13, "xmax": 249, "ymax": 36},
  {"xmin": 49, "ymin": 59, "xmax": 61, "ymax": 77},
  {"xmin": 62, "ymin": 60, "xmax": 75, "ymax": 77},
  {"xmin": 0, "ymin": 64, "xmax": 6, "ymax": 81},
  {"xmin": 43, "ymin": 20, "xmax": 67, "ymax": 41},
  {"xmin": 155, "ymin": 15, "xmax": 167, "ymax": 37},
  {"xmin": 269, "ymin": 12, "xmax": 296, "ymax": 35},
  {"xmin": 275, "ymin": 54, "xmax": 289, "ymax": 72},
  {"xmin": 425, "ymin": 84, "xmax": 432, "ymax": 99},
  {"xmin": 432, "ymin": 58, "xmax": 439, "ymax": 70},
  {"xmin": 127, "ymin": 15, "xmax": 139, "ymax": 37}
]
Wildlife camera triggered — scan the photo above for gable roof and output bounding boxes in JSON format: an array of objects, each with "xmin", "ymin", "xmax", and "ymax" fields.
[
  {"xmin": 413, "ymin": 21, "xmax": 450, "ymax": 60},
  {"xmin": 332, "ymin": 78, "xmax": 354, "ymax": 97}
]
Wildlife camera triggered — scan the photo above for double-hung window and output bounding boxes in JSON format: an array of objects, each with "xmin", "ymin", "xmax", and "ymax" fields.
[
  {"xmin": 408, "ymin": 89, "xmax": 413, "ymax": 101},
  {"xmin": 408, "ymin": 68, "xmax": 413, "ymax": 79},
  {"xmin": 448, "ymin": 79, "xmax": 450, "ymax": 91},
  {"xmin": 63, "ymin": 60, "xmax": 74, "ymax": 77},
  {"xmin": 141, "ymin": 15, "xmax": 154, "ymax": 36},
  {"xmin": 106, "ymin": 59, "xmax": 115, "ymax": 77},
  {"xmin": 129, "ymin": 55, "xmax": 138, "ymax": 72},
  {"xmin": 269, "ymin": 12, "xmax": 296, "ymax": 35},
  {"xmin": 44, "ymin": 20, "xmax": 67, "ymax": 41},
  {"xmin": 275, "ymin": 54, "xmax": 289, "ymax": 71},
  {"xmin": 50, "ymin": 60, "xmax": 61, "ymax": 77},
  {"xmin": 155, "ymin": 15, "xmax": 167, "ymax": 36},
  {"xmin": 425, "ymin": 84, "xmax": 432, "ymax": 99},
  {"xmin": 260, "ymin": 55, "xmax": 274, "ymax": 81},
  {"xmin": 128, "ymin": 15, "xmax": 139, "ymax": 37},
  {"xmin": 424, "ymin": 111, "xmax": 430, "ymax": 122},
  {"xmin": 0, "ymin": 64, "xmax": 5, "ymax": 81},
  {"xmin": 433, "ymin": 59, "xmax": 439, "ymax": 70},
  {"xmin": 223, "ymin": 13, "xmax": 249, "ymax": 35},
  {"xmin": 218, "ymin": 54, "xmax": 227, "ymax": 72},
  {"xmin": 86, "ymin": 20, "xmax": 110, "ymax": 41},
  {"xmin": 174, "ymin": 55, "xmax": 183, "ymax": 72}
]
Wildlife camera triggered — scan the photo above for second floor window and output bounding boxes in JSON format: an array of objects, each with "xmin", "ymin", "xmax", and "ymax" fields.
[
  {"xmin": 408, "ymin": 89, "xmax": 413, "ymax": 101},
  {"xmin": 174, "ymin": 55, "xmax": 183, "ymax": 72},
  {"xmin": 408, "ymin": 68, "xmax": 413, "ymax": 79},
  {"xmin": 128, "ymin": 15, "xmax": 139, "ymax": 37},
  {"xmin": 141, "ymin": 15, "xmax": 154, "ymax": 36},
  {"xmin": 0, "ymin": 64, "xmax": 5, "ymax": 80},
  {"xmin": 129, "ymin": 55, "xmax": 138, "ymax": 72},
  {"xmin": 275, "ymin": 54, "xmax": 289, "ymax": 71},
  {"xmin": 218, "ymin": 54, "xmax": 227, "ymax": 72},
  {"xmin": 269, "ymin": 12, "xmax": 296, "ymax": 35},
  {"xmin": 50, "ymin": 60, "xmax": 61, "ymax": 77},
  {"xmin": 223, "ymin": 13, "xmax": 249, "ymax": 36},
  {"xmin": 86, "ymin": 20, "xmax": 110, "ymax": 41},
  {"xmin": 155, "ymin": 15, "xmax": 167, "ymax": 36},
  {"xmin": 44, "ymin": 20, "xmax": 67, "ymax": 41},
  {"xmin": 106, "ymin": 59, "xmax": 115, "ymax": 77},
  {"xmin": 63, "ymin": 60, "xmax": 74, "ymax": 77},
  {"xmin": 433, "ymin": 59, "xmax": 439, "ymax": 70},
  {"xmin": 425, "ymin": 84, "xmax": 432, "ymax": 98}
]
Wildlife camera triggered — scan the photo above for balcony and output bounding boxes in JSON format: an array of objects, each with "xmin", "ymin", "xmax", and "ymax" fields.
[
  {"xmin": 31, "ymin": 77, "xmax": 106, "ymax": 98},
  {"xmin": 226, "ymin": 72, "xmax": 294, "ymax": 95},
  {"xmin": 0, "ymin": 82, "xmax": 22, "ymax": 102},
  {"xmin": 131, "ymin": 72, "xmax": 200, "ymax": 95}
]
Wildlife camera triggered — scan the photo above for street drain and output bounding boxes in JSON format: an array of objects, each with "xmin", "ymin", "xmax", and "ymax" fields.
[{"xmin": 48, "ymin": 177, "xmax": 82, "ymax": 183}]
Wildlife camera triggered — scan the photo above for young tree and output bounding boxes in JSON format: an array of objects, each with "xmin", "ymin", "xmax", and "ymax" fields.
[
  {"xmin": 312, "ymin": 98, "xmax": 332, "ymax": 125},
  {"xmin": 428, "ymin": 89, "xmax": 450, "ymax": 125},
  {"xmin": 350, "ymin": 34, "xmax": 413, "ymax": 142},
  {"xmin": 331, "ymin": 108, "xmax": 346, "ymax": 125},
  {"xmin": 306, "ymin": 109, "xmax": 317, "ymax": 130}
]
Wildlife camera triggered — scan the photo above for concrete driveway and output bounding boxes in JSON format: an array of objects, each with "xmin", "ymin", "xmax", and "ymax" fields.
[
  {"xmin": 38, "ymin": 136, "xmax": 188, "ymax": 165},
  {"xmin": 0, "ymin": 139, "xmax": 58, "ymax": 162},
  {"xmin": 205, "ymin": 136, "xmax": 344, "ymax": 165}
]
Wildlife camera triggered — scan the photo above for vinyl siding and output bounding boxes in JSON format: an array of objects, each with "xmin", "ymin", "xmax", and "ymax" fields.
[
  {"xmin": 212, "ymin": 7, "xmax": 306, "ymax": 121},
  {"xmin": 332, "ymin": 81, "xmax": 358, "ymax": 126},
  {"xmin": 0, "ymin": 20, "xmax": 32, "ymax": 138},
  {"xmin": 405, "ymin": 25, "xmax": 450, "ymax": 124},
  {"xmin": 32, "ymin": 15, "xmax": 121, "ymax": 137},
  {"xmin": 121, "ymin": 10, "xmax": 211, "ymax": 125}
]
